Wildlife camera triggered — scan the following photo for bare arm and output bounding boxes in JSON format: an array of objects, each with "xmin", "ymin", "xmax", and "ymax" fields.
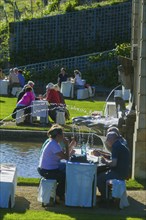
[
  {"xmin": 56, "ymin": 151, "xmax": 69, "ymax": 160},
  {"xmin": 56, "ymin": 137, "xmax": 77, "ymax": 160},
  {"xmin": 92, "ymin": 149, "xmax": 111, "ymax": 159},
  {"xmin": 101, "ymin": 156, "xmax": 117, "ymax": 167}
]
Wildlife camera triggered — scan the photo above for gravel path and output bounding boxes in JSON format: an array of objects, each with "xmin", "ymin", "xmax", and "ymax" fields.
[{"xmin": 12, "ymin": 186, "xmax": 146, "ymax": 217}]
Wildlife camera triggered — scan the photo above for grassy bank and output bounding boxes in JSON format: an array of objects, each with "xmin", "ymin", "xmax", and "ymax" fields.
[
  {"xmin": 0, "ymin": 96, "xmax": 105, "ymax": 131},
  {"xmin": 0, "ymin": 211, "xmax": 145, "ymax": 220},
  {"xmin": 17, "ymin": 177, "xmax": 145, "ymax": 190}
]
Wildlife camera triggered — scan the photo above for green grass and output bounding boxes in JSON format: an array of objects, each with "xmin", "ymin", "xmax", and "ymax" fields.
[
  {"xmin": 1, "ymin": 96, "xmax": 146, "ymax": 191},
  {"xmin": 0, "ymin": 97, "xmax": 17, "ymax": 121},
  {"xmin": 0, "ymin": 97, "xmax": 145, "ymax": 220},
  {"xmin": 0, "ymin": 210, "xmax": 145, "ymax": 220},
  {"xmin": 17, "ymin": 176, "xmax": 145, "ymax": 190},
  {"xmin": 0, "ymin": 96, "xmax": 105, "ymax": 130}
]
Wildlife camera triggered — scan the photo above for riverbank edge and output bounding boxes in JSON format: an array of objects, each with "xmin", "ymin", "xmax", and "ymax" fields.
[
  {"xmin": 0, "ymin": 129, "xmax": 48, "ymax": 142},
  {"xmin": 0, "ymin": 129, "xmax": 103, "ymax": 144}
]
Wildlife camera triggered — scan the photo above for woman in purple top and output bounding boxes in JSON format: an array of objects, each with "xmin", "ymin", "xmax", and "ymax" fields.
[
  {"xmin": 13, "ymin": 86, "xmax": 35, "ymax": 123},
  {"xmin": 17, "ymin": 86, "xmax": 35, "ymax": 107},
  {"xmin": 38, "ymin": 124, "xmax": 76, "ymax": 203}
]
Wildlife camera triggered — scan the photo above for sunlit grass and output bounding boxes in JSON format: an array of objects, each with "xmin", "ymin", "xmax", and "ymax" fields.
[
  {"xmin": 0, "ymin": 97, "xmax": 17, "ymax": 120},
  {"xmin": 0, "ymin": 96, "xmax": 105, "ymax": 129},
  {"xmin": 17, "ymin": 176, "xmax": 145, "ymax": 189},
  {"xmin": 0, "ymin": 209, "xmax": 145, "ymax": 220}
]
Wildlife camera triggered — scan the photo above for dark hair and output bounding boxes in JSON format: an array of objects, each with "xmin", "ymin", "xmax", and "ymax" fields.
[
  {"xmin": 18, "ymin": 69, "xmax": 23, "ymax": 73},
  {"xmin": 25, "ymin": 87, "xmax": 32, "ymax": 92},
  {"xmin": 61, "ymin": 67, "xmax": 66, "ymax": 71},
  {"xmin": 48, "ymin": 125, "xmax": 63, "ymax": 139}
]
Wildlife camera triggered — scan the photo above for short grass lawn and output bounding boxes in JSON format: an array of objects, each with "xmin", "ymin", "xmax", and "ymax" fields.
[
  {"xmin": 0, "ymin": 210, "xmax": 145, "ymax": 220},
  {"xmin": 0, "ymin": 96, "xmax": 105, "ymax": 129}
]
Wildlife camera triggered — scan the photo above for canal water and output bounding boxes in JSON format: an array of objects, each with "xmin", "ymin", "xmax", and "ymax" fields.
[
  {"xmin": 0, "ymin": 138, "xmax": 105, "ymax": 178},
  {"xmin": 0, "ymin": 141, "xmax": 42, "ymax": 178}
]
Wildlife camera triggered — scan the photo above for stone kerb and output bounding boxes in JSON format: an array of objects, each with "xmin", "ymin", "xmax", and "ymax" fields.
[{"xmin": 0, "ymin": 129, "xmax": 103, "ymax": 146}]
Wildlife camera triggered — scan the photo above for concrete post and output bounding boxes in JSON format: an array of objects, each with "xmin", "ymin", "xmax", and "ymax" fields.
[{"xmin": 132, "ymin": 0, "xmax": 146, "ymax": 179}]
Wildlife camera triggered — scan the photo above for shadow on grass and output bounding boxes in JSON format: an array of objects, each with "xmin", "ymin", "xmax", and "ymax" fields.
[
  {"xmin": 43, "ymin": 194, "xmax": 146, "ymax": 219},
  {"xmin": 0, "ymin": 196, "xmax": 30, "ymax": 220},
  {"xmin": 0, "ymin": 193, "xmax": 145, "ymax": 220}
]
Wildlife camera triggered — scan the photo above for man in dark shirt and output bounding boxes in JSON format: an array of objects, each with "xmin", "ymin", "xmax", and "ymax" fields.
[
  {"xmin": 58, "ymin": 67, "xmax": 68, "ymax": 87},
  {"xmin": 97, "ymin": 131, "xmax": 130, "ymax": 200}
]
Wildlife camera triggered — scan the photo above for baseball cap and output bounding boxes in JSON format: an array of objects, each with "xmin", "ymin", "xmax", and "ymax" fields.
[{"xmin": 46, "ymin": 82, "xmax": 54, "ymax": 89}]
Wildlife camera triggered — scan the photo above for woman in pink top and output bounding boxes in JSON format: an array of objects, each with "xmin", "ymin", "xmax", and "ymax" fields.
[
  {"xmin": 15, "ymin": 86, "xmax": 35, "ymax": 123},
  {"xmin": 17, "ymin": 86, "xmax": 35, "ymax": 107}
]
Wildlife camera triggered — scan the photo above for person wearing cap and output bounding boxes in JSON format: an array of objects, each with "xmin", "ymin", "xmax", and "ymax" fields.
[
  {"xmin": 92, "ymin": 126, "xmax": 128, "ymax": 159},
  {"xmin": 7, "ymin": 67, "xmax": 20, "ymax": 96},
  {"xmin": 96, "ymin": 131, "xmax": 130, "ymax": 202},
  {"xmin": 107, "ymin": 126, "xmax": 127, "ymax": 147},
  {"xmin": 38, "ymin": 124, "xmax": 76, "ymax": 204}
]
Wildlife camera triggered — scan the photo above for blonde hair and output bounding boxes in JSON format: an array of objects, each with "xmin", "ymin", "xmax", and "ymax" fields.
[
  {"xmin": 54, "ymin": 84, "xmax": 60, "ymax": 91},
  {"xmin": 74, "ymin": 69, "xmax": 81, "ymax": 77}
]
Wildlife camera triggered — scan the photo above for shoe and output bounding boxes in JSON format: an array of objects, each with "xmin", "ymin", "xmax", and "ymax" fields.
[
  {"xmin": 42, "ymin": 197, "xmax": 55, "ymax": 207},
  {"xmin": 42, "ymin": 202, "xmax": 48, "ymax": 207}
]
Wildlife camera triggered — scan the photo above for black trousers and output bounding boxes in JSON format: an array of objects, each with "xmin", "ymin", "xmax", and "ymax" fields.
[
  {"xmin": 12, "ymin": 106, "xmax": 31, "ymax": 121},
  {"xmin": 37, "ymin": 167, "xmax": 66, "ymax": 198}
]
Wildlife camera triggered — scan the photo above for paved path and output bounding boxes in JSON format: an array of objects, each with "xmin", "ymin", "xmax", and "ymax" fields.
[{"xmin": 10, "ymin": 186, "xmax": 146, "ymax": 217}]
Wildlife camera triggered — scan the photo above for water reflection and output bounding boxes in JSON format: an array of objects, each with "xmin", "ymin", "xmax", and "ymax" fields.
[{"xmin": 0, "ymin": 141, "xmax": 42, "ymax": 178}]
